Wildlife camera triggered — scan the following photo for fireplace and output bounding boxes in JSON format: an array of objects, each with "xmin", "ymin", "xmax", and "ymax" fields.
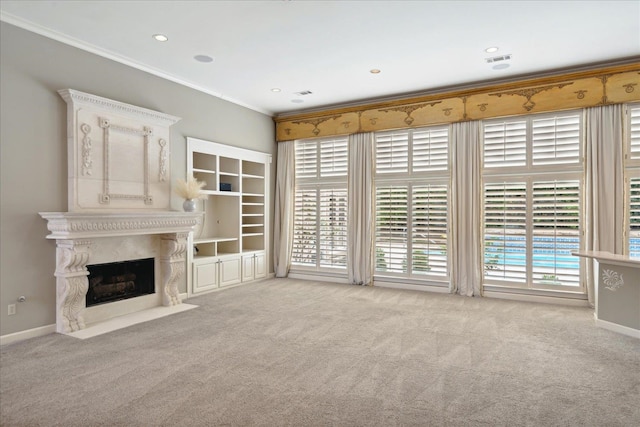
[
  {"xmin": 86, "ymin": 258, "xmax": 155, "ymax": 307},
  {"xmin": 39, "ymin": 89, "xmax": 201, "ymax": 336}
]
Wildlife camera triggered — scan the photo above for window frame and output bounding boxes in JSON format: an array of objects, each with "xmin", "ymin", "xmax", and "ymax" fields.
[
  {"xmin": 624, "ymin": 102, "xmax": 640, "ymax": 256},
  {"xmin": 374, "ymin": 125, "xmax": 451, "ymax": 285},
  {"xmin": 482, "ymin": 110, "xmax": 585, "ymax": 293},
  {"xmin": 291, "ymin": 137, "xmax": 349, "ymax": 273}
]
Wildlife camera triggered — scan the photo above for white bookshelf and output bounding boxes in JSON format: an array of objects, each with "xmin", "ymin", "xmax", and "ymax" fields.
[{"xmin": 186, "ymin": 137, "xmax": 271, "ymax": 295}]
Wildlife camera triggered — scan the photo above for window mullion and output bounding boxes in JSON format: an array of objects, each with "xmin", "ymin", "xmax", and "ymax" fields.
[
  {"xmin": 407, "ymin": 182, "xmax": 413, "ymax": 275},
  {"xmin": 525, "ymin": 178, "xmax": 533, "ymax": 287},
  {"xmin": 315, "ymin": 188, "xmax": 321, "ymax": 268}
]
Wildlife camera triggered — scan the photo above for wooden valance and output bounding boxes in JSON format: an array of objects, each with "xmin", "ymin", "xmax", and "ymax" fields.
[{"xmin": 275, "ymin": 63, "xmax": 640, "ymax": 142}]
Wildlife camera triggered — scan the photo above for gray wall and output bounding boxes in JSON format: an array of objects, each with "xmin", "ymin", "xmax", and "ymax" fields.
[{"xmin": 0, "ymin": 22, "xmax": 276, "ymax": 336}]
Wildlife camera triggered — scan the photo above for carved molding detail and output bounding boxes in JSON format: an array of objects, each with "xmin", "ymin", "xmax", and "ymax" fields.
[
  {"xmin": 602, "ymin": 268, "xmax": 624, "ymax": 291},
  {"xmin": 292, "ymin": 115, "xmax": 342, "ymax": 136},
  {"xmin": 379, "ymin": 101, "xmax": 441, "ymax": 125},
  {"xmin": 489, "ymin": 83, "xmax": 573, "ymax": 111},
  {"xmin": 58, "ymin": 89, "xmax": 180, "ymax": 127},
  {"xmin": 598, "ymin": 75, "xmax": 611, "ymax": 105},
  {"xmin": 80, "ymin": 123, "xmax": 93, "ymax": 176},
  {"xmin": 575, "ymin": 90, "xmax": 588, "ymax": 99},
  {"xmin": 39, "ymin": 212, "xmax": 201, "ymax": 239},
  {"xmin": 54, "ymin": 239, "xmax": 91, "ymax": 333},
  {"xmin": 158, "ymin": 138, "xmax": 168, "ymax": 182},
  {"xmin": 160, "ymin": 232, "xmax": 189, "ymax": 306},
  {"xmin": 624, "ymin": 83, "xmax": 637, "ymax": 93},
  {"xmin": 98, "ymin": 117, "xmax": 153, "ymax": 205}
]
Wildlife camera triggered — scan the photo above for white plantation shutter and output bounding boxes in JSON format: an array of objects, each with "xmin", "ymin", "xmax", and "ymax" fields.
[
  {"xmin": 483, "ymin": 120, "xmax": 527, "ymax": 168},
  {"xmin": 376, "ymin": 131, "xmax": 409, "ymax": 173},
  {"xmin": 484, "ymin": 182, "xmax": 527, "ymax": 283},
  {"xmin": 630, "ymin": 106, "xmax": 640, "ymax": 161},
  {"xmin": 413, "ymin": 128, "xmax": 449, "ymax": 172},
  {"xmin": 532, "ymin": 114, "xmax": 581, "ymax": 165},
  {"xmin": 531, "ymin": 180, "xmax": 581, "ymax": 286},
  {"xmin": 375, "ymin": 185, "xmax": 408, "ymax": 273},
  {"xmin": 412, "ymin": 184, "xmax": 448, "ymax": 276},
  {"xmin": 483, "ymin": 111, "xmax": 584, "ymax": 290},
  {"xmin": 320, "ymin": 138, "xmax": 348, "ymax": 177},
  {"xmin": 292, "ymin": 189, "xmax": 318, "ymax": 266},
  {"xmin": 630, "ymin": 177, "xmax": 640, "ymax": 257},
  {"xmin": 319, "ymin": 188, "xmax": 347, "ymax": 267},
  {"xmin": 374, "ymin": 126, "xmax": 450, "ymax": 281},
  {"xmin": 295, "ymin": 140, "xmax": 318, "ymax": 179},
  {"xmin": 292, "ymin": 137, "xmax": 348, "ymax": 270}
]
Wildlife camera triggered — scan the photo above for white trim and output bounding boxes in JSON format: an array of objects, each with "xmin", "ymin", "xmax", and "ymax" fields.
[
  {"xmin": 595, "ymin": 318, "xmax": 640, "ymax": 339},
  {"xmin": 484, "ymin": 290, "xmax": 590, "ymax": 306},
  {"xmin": 0, "ymin": 12, "xmax": 271, "ymax": 116},
  {"xmin": 0, "ymin": 324, "xmax": 56, "ymax": 346},
  {"xmin": 373, "ymin": 280, "xmax": 449, "ymax": 293},
  {"xmin": 288, "ymin": 272, "xmax": 349, "ymax": 284}
]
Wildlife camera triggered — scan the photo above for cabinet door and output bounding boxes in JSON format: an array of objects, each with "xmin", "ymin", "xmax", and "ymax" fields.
[
  {"xmin": 193, "ymin": 260, "xmax": 218, "ymax": 293},
  {"xmin": 254, "ymin": 252, "xmax": 266, "ymax": 279},
  {"xmin": 219, "ymin": 256, "xmax": 241, "ymax": 287},
  {"xmin": 242, "ymin": 254, "xmax": 255, "ymax": 282}
]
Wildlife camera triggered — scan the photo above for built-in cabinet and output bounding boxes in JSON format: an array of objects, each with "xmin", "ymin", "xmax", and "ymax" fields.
[{"xmin": 186, "ymin": 138, "xmax": 271, "ymax": 296}]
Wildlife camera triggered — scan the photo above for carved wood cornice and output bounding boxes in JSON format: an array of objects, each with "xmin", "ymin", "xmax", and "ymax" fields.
[{"xmin": 275, "ymin": 63, "xmax": 640, "ymax": 141}]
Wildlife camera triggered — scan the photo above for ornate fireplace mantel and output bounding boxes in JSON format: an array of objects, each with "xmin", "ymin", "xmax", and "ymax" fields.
[{"xmin": 40, "ymin": 211, "xmax": 201, "ymax": 334}]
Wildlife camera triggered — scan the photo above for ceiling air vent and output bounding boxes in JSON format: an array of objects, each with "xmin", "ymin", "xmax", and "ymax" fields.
[
  {"xmin": 485, "ymin": 54, "xmax": 512, "ymax": 64},
  {"xmin": 295, "ymin": 90, "xmax": 313, "ymax": 96}
]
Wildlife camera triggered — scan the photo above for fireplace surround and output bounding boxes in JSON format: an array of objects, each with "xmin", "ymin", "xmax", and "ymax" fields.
[
  {"xmin": 40, "ymin": 89, "xmax": 200, "ymax": 335},
  {"xmin": 40, "ymin": 212, "xmax": 200, "ymax": 334}
]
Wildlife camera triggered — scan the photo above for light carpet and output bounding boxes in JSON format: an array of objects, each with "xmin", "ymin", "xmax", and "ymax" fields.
[{"xmin": 1, "ymin": 278, "xmax": 639, "ymax": 426}]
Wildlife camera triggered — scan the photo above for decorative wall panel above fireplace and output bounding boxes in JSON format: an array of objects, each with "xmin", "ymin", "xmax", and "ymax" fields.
[{"xmin": 58, "ymin": 89, "xmax": 181, "ymax": 212}]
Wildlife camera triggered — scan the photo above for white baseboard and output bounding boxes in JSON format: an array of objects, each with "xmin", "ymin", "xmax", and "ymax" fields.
[
  {"xmin": 288, "ymin": 272, "xmax": 349, "ymax": 284},
  {"xmin": 373, "ymin": 280, "xmax": 450, "ymax": 293},
  {"xmin": 0, "ymin": 324, "xmax": 56, "ymax": 346},
  {"xmin": 483, "ymin": 290, "xmax": 590, "ymax": 307},
  {"xmin": 595, "ymin": 318, "xmax": 640, "ymax": 339}
]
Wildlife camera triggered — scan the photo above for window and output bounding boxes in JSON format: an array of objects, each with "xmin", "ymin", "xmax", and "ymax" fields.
[
  {"xmin": 375, "ymin": 127, "xmax": 449, "ymax": 281},
  {"xmin": 483, "ymin": 111, "xmax": 583, "ymax": 290},
  {"xmin": 628, "ymin": 176, "xmax": 640, "ymax": 257},
  {"xmin": 626, "ymin": 104, "xmax": 640, "ymax": 256},
  {"xmin": 292, "ymin": 137, "xmax": 348, "ymax": 270}
]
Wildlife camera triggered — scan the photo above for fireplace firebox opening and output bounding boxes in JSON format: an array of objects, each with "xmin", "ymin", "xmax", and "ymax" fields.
[{"xmin": 86, "ymin": 258, "xmax": 155, "ymax": 307}]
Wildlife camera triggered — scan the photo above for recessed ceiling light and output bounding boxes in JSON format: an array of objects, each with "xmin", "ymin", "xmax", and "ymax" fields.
[
  {"xmin": 194, "ymin": 55, "xmax": 214, "ymax": 63},
  {"xmin": 271, "ymin": 88, "xmax": 281, "ymax": 92},
  {"xmin": 291, "ymin": 99, "xmax": 304, "ymax": 104},
  {"xmin": 152, "ymin": 34, "xmax": 168, "ymax": 42},
  {"xmin": 485, "ymin": 46, "xmax": 499, "ymax": 53},
  {"xmin": 370, "ymin": 69, "xmax": 381, "ymax": 74}
]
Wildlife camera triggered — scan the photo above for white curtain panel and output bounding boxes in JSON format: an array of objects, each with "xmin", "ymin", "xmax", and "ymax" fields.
[
  {"xmin": 450, "ymin": 121, "xmax": 483, "ymax": 296},
  {"xmin": 347, "ymin": 132, "xmax": 375, "ymax": 285},
  {"xmin": 585, "ymin": 104, "xmax": 624, "ymax": 306},
  {"xmin": 273, "ymin": 140, "xmax": 296, "ymax": 277}
]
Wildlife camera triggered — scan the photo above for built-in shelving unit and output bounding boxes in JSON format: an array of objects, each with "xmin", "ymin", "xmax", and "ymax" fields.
[{"xmin": 186, "ymin": 138, "xmax": 271, "ymax": 295}]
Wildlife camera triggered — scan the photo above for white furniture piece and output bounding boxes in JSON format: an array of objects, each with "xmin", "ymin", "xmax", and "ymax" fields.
[
  {"xmin": 572, "ymin": 251, "xmax": 640, "ymax": 339},
  {"xmin": 186, "ymin": 137, "xmax": 271, "ymax": 295}
]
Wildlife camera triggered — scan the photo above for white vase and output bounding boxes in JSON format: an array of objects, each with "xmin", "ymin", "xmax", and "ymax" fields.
[{"xmin": 183, "ymin": 199, "xmax": 197, "ymax": 212}]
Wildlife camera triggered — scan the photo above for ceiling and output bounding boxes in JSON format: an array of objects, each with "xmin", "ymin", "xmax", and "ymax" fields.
[{"xmin": 1, "ymin": 1, "xmax": 639, "ymax": 116}]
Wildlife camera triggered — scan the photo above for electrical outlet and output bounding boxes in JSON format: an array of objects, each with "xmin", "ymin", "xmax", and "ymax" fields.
[{"xmin": 8, "ymin": 304, "xmax": 16, "ymax": 316}]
